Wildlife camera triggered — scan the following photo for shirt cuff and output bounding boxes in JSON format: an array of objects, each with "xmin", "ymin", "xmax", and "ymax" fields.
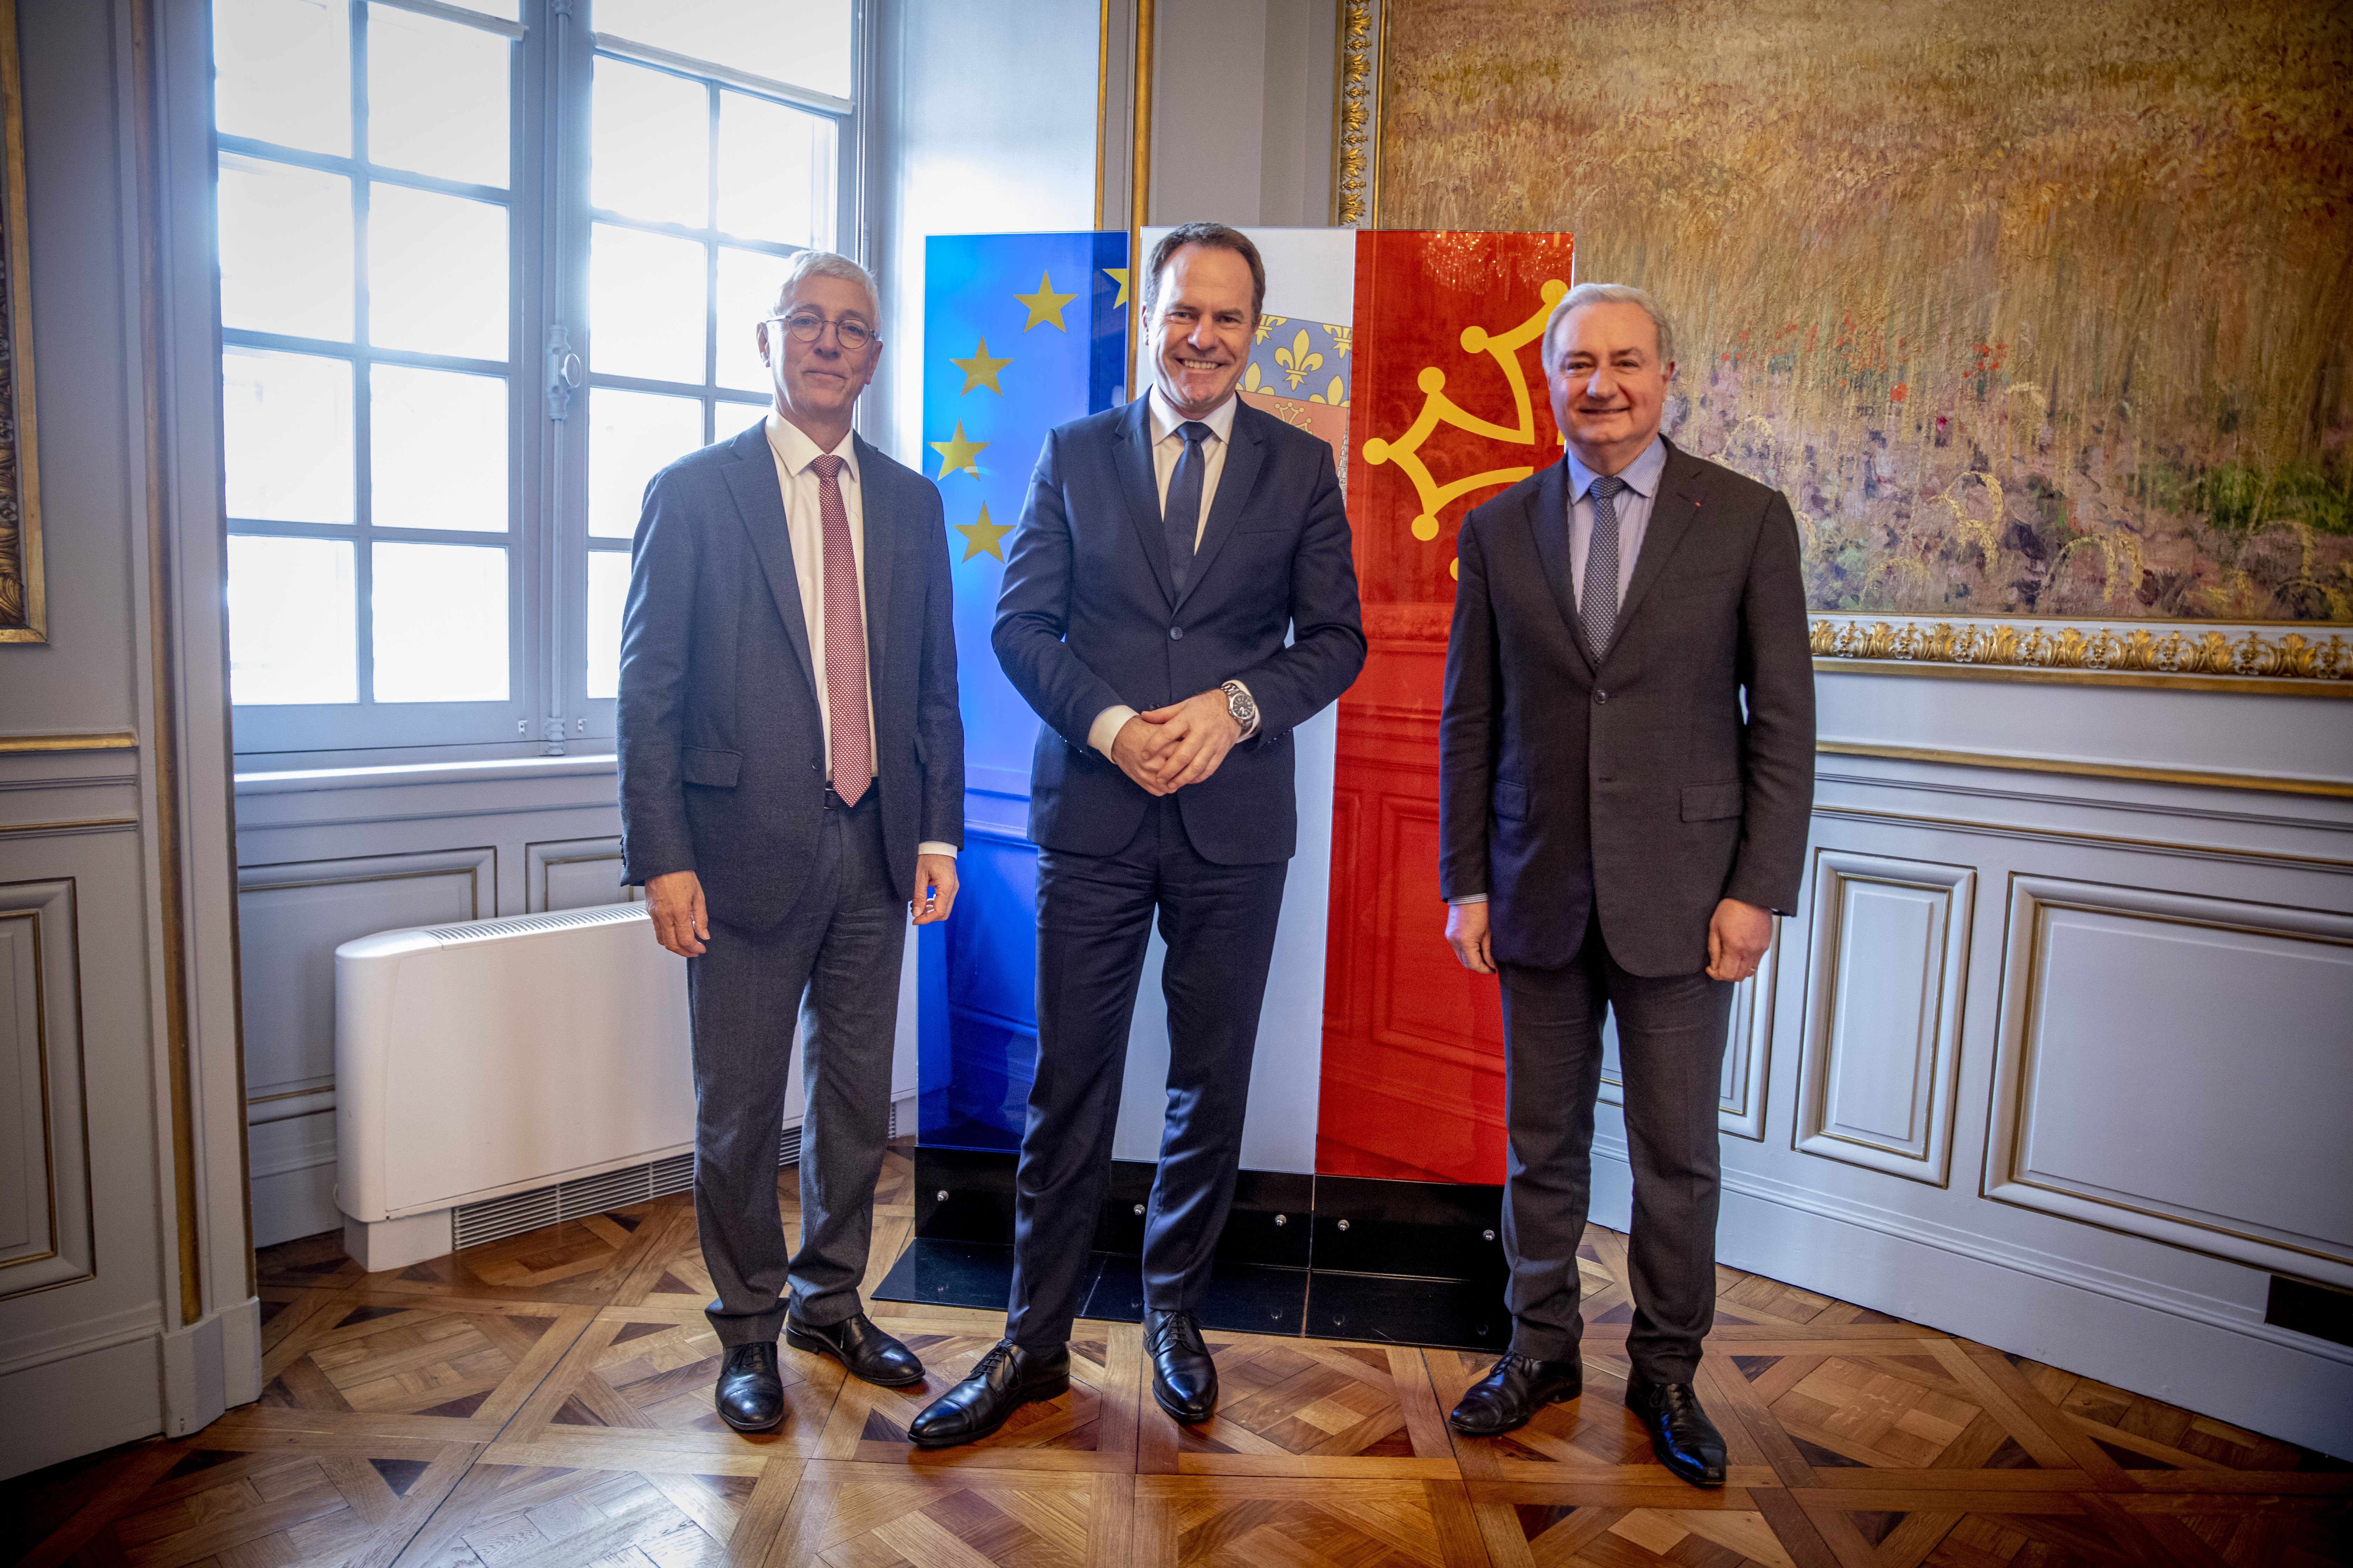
[
  {"xmin": 1448, "ymin": 894, "xmax": 1489, "ymax": 905},
  {"xmin": 1089, "ymin": 704, "xmax": 1140, "ymax": 758},
  {"xmin": 916, "ymin": 842, "xmax": 957, "ymax": 860}
]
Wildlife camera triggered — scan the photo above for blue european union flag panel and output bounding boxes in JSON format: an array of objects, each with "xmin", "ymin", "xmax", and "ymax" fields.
[{"xmin": 917, "ymin": 231, "xmax": 1130, "ymax": 1149}]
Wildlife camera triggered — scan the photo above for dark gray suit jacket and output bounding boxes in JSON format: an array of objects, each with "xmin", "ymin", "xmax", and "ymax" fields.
[
  {"xmin": 1438, "ymin": 440, "xmax": 1815, "ymax": 976},
  {"xmin": 992, "ymin": 395, "xmax": 1365, "ymax": 864},
  {"xmin": 616, "ymin": 421, "xmax": 963, "ymax": 931}
]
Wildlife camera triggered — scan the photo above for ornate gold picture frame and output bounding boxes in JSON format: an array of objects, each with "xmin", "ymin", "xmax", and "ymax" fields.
[{"xmin": 0, "ymin": 0, "xmax": 42, "ymax": 644}]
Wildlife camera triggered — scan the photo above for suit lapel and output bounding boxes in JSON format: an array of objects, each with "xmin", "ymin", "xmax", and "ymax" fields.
[
  {"xmin": 1523, "ymin": 459, "xmax": 1594, "ymax": 676},
  {"xmin": 725, "ymin": 422, "xmax": 818, "ymax": 701},
  {"xmin": 1113, "ymin": 396, "xmax": 1177, "ymax": 606},
  {"xmin": 1173, "ymin": 401, "xmax": 1267, "ymax": 616},
  {"xmin": 1615, "ymin": 438, "xmax": 1704, "ymax": 633},
  {"xmin": 853, "ymin": 434, "xmax": 896, "ymax": 683}
]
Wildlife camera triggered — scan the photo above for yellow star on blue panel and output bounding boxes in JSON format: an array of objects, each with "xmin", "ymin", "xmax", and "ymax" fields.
[
  {"xmin": 951, "ymin": 336, "xmax": 1013, "ymax": 395},
  {"xmin": 929, "ymin": 420, "xmax": 988, "ymax": 480},
  {"xmin": 1104, "ymin": 267, "xmax": 1130, "ymax": 307},
  {"xmin": 955, "ymin": 503, "xmax": 1011, "ymax": 562},
  {"xmin": 1015, "ymin": 270, "xmax": 1080, "ymax": 331}
]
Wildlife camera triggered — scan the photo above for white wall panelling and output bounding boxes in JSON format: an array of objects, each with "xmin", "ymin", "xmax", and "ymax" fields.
[
  {"xmin": 1987, "ymin": 876, "xmax": 2353, "ymax": 1289},
  {"xmin": 0, "ymin": 880, "xmax": 93, "ymax": 1297},
  {"xmin": 525, "ymin": 836, "xmax": 636, "ymax": 912},
  {"xmin": 1794, "ymin": 850, "xmax": 1975, "ymax": 1185}
]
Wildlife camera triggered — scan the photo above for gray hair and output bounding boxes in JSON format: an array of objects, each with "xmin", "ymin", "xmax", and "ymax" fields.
[
  {"xmin": 769, "ymin": 249, "xmax": 880, "ymax": 326},
  {"xmin": 1542, "ymin": 282, "xmax": 1676, "ymax": 370}
]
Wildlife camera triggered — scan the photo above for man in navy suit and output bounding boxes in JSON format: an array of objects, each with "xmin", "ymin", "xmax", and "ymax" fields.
[
  {"xmin": 910, "ymin": 223, "xmax": 1365, "ymax": 1446},
  {"xmin": 618, "ymin": 252, "xmax": 963, "ymax": 1433}
]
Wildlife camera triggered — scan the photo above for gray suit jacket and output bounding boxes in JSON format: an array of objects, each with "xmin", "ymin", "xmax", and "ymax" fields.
[
  {"xmin": 616, "ymin": 421, "xmax": 963, "ymax": 931},
  {"xmin": 1438, "ymin": 440, "xmax": 1815, "ymax": 975}
]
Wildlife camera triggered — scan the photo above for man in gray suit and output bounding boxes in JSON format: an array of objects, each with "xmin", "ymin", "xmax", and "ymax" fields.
[
  {"xmin": 1436, "ymin": 283, "xmax": 1814, "ymax": 1485},
  {"xmin": 618, "ymin": 251, "xmax": 963, "ymax": 1432}
]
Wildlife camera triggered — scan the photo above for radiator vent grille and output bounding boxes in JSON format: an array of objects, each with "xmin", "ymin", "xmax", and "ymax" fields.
[
  {"xmin": 448, "ymin": 1104, "xmax": 894, "ymax": 1251},
  {"xmin": 421, "ymin": 904, "xmax": 647, "ymax": 946}
]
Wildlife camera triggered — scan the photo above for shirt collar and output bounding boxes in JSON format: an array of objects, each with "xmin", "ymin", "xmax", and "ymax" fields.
[
  {"xmin": 765, "ymin": 410, "xmax": 860, "ymax": 482},
  {"xmin": 1565, "ymin": 434, "xmax": 1666, "ymax": 502},
  {"xmin": 1148, "ymin": 385, "xmax": 1239, "ymax": 446}
]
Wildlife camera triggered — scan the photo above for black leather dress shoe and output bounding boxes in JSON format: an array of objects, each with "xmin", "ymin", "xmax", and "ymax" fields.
[
  {"xmin": 785, "ymin": 1311, "xmax": 924, "ymax": 1387},
  {"xmin": 1143, "ymin": 1309, "xmax": 1217, "ymax": 1424},
  {"xmin": 714, "ymin": 1341, "xmax": 786, "ymax": 1432},
  {"xmin": 1626, "ymin": 1377, "xmax": 1727, "ymax": 1486},
  {"xmin": 1446, "ymin": 1352, "xmax": 1583, "ymax": 1436},
  {"xmin": 906, "ymin": 1340, "xmax": 1070, "ymax": 1449}
]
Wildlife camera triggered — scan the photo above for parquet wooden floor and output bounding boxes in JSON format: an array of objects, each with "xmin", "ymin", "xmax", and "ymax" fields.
[{"xmin": 7, "ymin": 1141, "xmax": 2347, "ymax": 1568}]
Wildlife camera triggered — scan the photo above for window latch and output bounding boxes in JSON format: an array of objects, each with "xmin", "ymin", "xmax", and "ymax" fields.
[{"xmin": 546, "ymin": 325, "xmax": 583, "ymax": 420}]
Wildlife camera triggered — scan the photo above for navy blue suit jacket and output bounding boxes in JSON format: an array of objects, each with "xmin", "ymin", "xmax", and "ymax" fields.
[
  {"xmin": 616, "ymin": 421, "xmax": 964, "ymax": 931},
  {"xmin": 992, "ymin": 395, "xmax": 1365, "ymax": 864}
]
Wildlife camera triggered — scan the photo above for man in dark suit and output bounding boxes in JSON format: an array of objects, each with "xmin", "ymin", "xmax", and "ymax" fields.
[
  {"xmin": 1436, "ymin": 283, "xmax": 1815, "ymax": 1485},
  {"xmin": 618, "ymin": 251, "xmax": 963, "ymax": 1433},
  {"xmin": 909, "ymin": 223, "xmax": 1365, "ymax": 1447}
]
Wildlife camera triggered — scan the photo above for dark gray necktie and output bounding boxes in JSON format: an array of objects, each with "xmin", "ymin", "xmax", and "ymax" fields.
[
  {"xmin": 1583, "ymin": 473, "xmax": 1627, "ymax": 665},
  {"xmin": 1165, "ymin": 420, "xmax": 1211, "ymax": 593}
]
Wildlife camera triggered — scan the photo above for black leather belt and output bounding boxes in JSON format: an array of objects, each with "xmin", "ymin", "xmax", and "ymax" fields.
[{"xmin": 823, "ymin": 782, "xmax": 878, "ymax": 811}]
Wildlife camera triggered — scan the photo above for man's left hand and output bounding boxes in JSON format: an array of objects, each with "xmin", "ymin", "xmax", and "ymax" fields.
[
  {"xmin": 1138, "ymin": 689, "xmax": 1243, "ymax": 789},
  {"xmin": 911, "ymin": 853, "xmax": 959, "ymax": 925},
  {"xmin": 1707, "ymin": 897, "xmax": 1773, "ymax": 983}
]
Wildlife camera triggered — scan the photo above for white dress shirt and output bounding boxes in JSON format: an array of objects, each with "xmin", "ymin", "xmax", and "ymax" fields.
[
  {"xmin": 1086, "ymin": 388, "xmax": 1258, "ymax": 759},
  {"xmin": 1451, "ymin": 434, "xmax": 1668, "ymax": 906},
  {"xmin": 765, "ymin": 411, "xmax": 953, "ymax": 861}
]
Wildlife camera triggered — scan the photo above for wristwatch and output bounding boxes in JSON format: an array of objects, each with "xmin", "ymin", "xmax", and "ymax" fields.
[{"xmin": 1220, "ymin": 680, "xmax": 1259, "ymax": 739}]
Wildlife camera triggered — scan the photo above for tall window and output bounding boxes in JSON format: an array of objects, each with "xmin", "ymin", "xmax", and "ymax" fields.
[{"xmin": 213, "ymin": 0, "xmax": 857, "ymax": 758}]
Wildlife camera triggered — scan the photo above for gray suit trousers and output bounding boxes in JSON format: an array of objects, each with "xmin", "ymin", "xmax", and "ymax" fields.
[
  {"xmin": 1499, "ymin": 908, "xmax": 1732, "ymax": 1383},
  {"xmin": 687, "ymin": 793, "xmax": 904, "ymax": 1346}
]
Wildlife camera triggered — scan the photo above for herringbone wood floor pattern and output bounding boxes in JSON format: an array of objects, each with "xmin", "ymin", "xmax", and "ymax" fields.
[{"xmin": 7, "ymin": 1142, "xmax": 2347, "ymax": 1568}]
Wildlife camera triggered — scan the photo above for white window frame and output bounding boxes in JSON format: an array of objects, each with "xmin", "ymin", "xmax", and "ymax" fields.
[{"xmin": 217, "ymin": 0, "xmax": 864, "ymax": 763}]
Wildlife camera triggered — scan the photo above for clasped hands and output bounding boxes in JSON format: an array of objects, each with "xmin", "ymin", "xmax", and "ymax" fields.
[{"xmin": 1108, "ymin": 689, "xmax": 1244, "ymax": 797}]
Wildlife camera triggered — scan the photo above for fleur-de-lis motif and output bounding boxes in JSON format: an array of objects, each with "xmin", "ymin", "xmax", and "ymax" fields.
[
  {"xmin": 1253, "ymin": 313, "xmax": 1289, "ymax": 346},
  {"xmin": 1274, "ymin": 329, "xmax": 1323, "ymax": 389},
  {"xmin": 1242, "ymin": 362, "xmax": 1265, "ymax": 394},
  {"xmin": 1309, "ymin": 375, "xmax": 1347, "ymax": 406},
  {"xmin": 1326, "ymin": 324, "xmax": 1354, "ymax": 357}
]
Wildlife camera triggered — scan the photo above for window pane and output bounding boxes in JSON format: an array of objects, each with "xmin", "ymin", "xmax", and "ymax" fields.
[
  {"xmin": 214, "ymin": 0, "xmax": 349, "ymax": 156},
  {"xmin": 372, "ymin": 365, "xmax": 507, "ymax": 532},
  {"xmin": 223, "ymin": 348, "xmax": 354, "ymax": 522},
  {"xmin": 367, "ymin": 184, "xmax": 509, "ymax": 360},
  {"xmin": 585, "ymin": 549, "xmax": 630, "ymax": 700},
  {"xmin": 590, "ymin": 56, "xmax": 709, "ymax": 229},
  {"xmin": 716, "ymin": 92, "xmax": 836, "ymax": 249},
  {"xmin": 432, "ymin": 0, "xmax": 519, "ymax": 21},
  {"xmin": 217, "ymin": 156, "xmax": 353, "ymax": 341},
  {"xmin": 594, "ymin": 0, "xmax": 853, "ymax": 101},
  {"xmin": 367, "ymin": 4, "xmax": 511, "ymax": 189},
  {"xmin": 372, "ymin": 542, "xmax": 509, "ymax": 701},
  {"xmin": 228, "ymin": 536, "xmax": 358, "ymax": 704},
  {"xmin": 587, "ymin": 387, "xmax": 703, "ymax": 537},
  {"xmin": 590, "ymin": 223, "xmax": 706, "ymax": 383},
  {"xmin": 714, "ymin": 247, "xmax": 794, "ymax": 394}
]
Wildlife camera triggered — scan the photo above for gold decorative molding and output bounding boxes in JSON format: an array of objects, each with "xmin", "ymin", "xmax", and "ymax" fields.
[
  {"xmin": 0, "ymin": 731, "xmax": 139, "ymax": 753},
  {"xmin": 1810, "ymin": 614, "xmax": 2353, "ymax": 696},
  {"xmin": 1332, "ymin": 0, "xmax": 1377, "ymax": 226},
  {"xmin": 0, "ymin": 0, "xmax": 44, "ymax": 644}
]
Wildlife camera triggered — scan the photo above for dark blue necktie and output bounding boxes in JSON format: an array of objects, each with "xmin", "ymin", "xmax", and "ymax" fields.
[
  {"xmin": 1583, "ymin": 473, "xmax": 1627, "ymax": 665},
  {"xmin": 1165, "ymin": 420, "xmax": 1211, "ymax": 593}
]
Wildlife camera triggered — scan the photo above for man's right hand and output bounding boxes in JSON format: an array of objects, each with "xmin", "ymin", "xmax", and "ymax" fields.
[
  {"xmin": 1110, "ymin": 715, "xmax": 1177, "ymax": 797},
  {"xmin": 646, "ymin": 869, "xmax": 709, "ymax": 957},
  {"xmin": 1445, "ymin": 901, "xmax": 1496, "ymax": 975}
]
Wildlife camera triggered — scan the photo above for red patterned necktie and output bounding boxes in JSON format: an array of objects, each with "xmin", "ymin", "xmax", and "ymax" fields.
[{"xmin": 810, "ymin": 454, "xmax": 870, "ymax": 806}]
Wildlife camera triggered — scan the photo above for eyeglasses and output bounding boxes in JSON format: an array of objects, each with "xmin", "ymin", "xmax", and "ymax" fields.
[{"xmin": 768, "ymin": 312, "xmax": 874, "ymax": 351}]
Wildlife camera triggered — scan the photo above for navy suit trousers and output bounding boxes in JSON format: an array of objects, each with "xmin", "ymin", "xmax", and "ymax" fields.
[{"xmin": 1005, "ymin": 795, "xmax": 1287, "ymax": 1351}]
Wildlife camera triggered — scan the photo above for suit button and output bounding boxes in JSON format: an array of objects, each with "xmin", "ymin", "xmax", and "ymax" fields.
[
  {"xmin": 1169, "ymin": 625, "xmax": 1184, "ymax": 640},
  {"xmin": 1594, "ymin": 689, "xmax": 1609, "ymax": 703}
]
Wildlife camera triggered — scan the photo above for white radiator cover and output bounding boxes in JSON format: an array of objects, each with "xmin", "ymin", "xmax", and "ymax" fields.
[{"xmin": 336, "ymin": 904, "xmax": 797, "ymax": 1223}]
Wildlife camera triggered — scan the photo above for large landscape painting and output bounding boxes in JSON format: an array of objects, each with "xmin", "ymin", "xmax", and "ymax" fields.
[{"xmin": 1375, "ymin": 0, "xmax": 2353, "ymax": 623}]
